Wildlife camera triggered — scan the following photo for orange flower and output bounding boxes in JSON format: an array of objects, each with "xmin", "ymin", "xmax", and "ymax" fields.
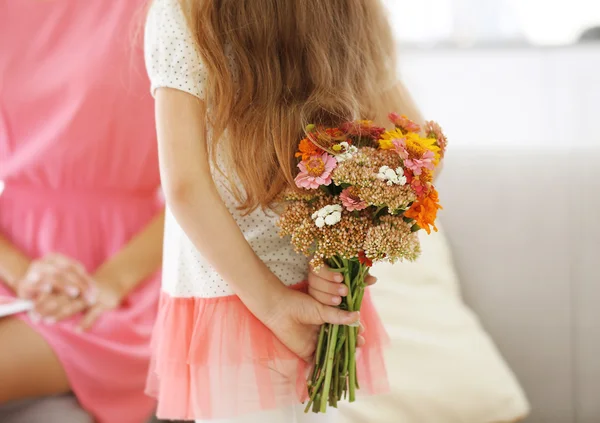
[
  {"xmin": 295, "ymin": 138, "xmax": 324, "ymax": 161},
  {"xmin": 420, "ymin": 169, "xmax": 433, "ymax": 184},
  {"xmin": 405, "ymin": 188, "xmax": 442, "ymax": 234}
]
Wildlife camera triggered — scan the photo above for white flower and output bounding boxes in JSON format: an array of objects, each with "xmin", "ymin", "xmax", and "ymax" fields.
[
  {"xmin": 335, "ymin": 142, "xmax": 359, "ymax": 162},
  {"xmin": 315, "ymin": 217, "xmax": 326, "ymax": 228},
  {"xmin": 312, "ymin": 204, "xmax": 343, "ymax": 227},
  {"xmin": 376, "ymin": 166, "xmax": 407, "ymax": 186},
  {"xmin": 325, "ymin": 211, "xmax": 342, "ymax": 225}
]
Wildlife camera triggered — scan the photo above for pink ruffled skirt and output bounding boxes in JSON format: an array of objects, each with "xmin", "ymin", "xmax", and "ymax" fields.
[{"xmin": 146, "ymin": 284, "xmax": 389, "ymax": 421}]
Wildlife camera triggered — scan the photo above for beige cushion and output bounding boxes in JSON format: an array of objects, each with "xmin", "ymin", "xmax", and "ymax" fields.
[{"xmin": 339, "ymin": 226, "xmax": 530, "ymax": 423}]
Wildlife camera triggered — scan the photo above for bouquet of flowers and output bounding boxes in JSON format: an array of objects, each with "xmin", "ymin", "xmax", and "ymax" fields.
[{"xmin": 278, "ymin": 113, "xmax": 447, "ymax": 413}]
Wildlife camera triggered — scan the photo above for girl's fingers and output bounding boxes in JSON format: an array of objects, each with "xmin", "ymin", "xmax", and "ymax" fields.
[
  {"xmin": 357, "ymin": 322, "xmax": 366, "ymax": 347},
  {"xmin": 308, "ymin": 286, "xmax": 342, "ymax": 306},
  {"xmin": 310, "ymin": 265, "xmax": 343, "ymax": 283},
  {"xmin": 357, "ymin": 335, "xmax": 365, "ymax": 347},
  {"xmin": 307, "ymin": 273, "xmax": 348, "ymax": 296},
  {"xmin": 365, "ymin": 274, "xmax": 377, "ymax": 286},
  {"xmin": 317, "ymin": 304, "xmax": 359, "ymax": 326}
]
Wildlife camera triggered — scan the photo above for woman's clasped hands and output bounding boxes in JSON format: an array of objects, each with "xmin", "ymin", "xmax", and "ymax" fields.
[{"xmin": 16, "ymin": 253, "xmax": 123, "ymax": 331}]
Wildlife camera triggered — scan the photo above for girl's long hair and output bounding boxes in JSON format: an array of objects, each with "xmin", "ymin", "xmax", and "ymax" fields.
[{"xmin": 179, "ymin": 0, "xmax": 421, "ymax": 212}]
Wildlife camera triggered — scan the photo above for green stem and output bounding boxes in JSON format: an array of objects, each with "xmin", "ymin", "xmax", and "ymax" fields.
[
  {"xmin": 311, "ymin": 325, "xmax": 326, "ymax": 379},
  {"xmin": 342, "ymin": 259, "xmax": 355, "ymax": 311},
  {"xmin": 304, "ymin": 369, "xmax": 326, "ymax": 413},
  {"xmin": 373, "ymin": 205, "xmax": 388, "ymax": 220},
  {"xmin": 312, "ymin": 394, "xmax": 321, "ymax": 413},
  {"xmin": 335, "ymin": 330, "xmax": 346, "ymax": 355},
  {"xmin": 330, "ymin": 255, "xmax": 344, "ymax": 269},
  {"xmin": 338, "ymin": 338, "xmax": 347, "ymax": 401},
  {"xmin": 332, "ymin": 356, "xmax": 339, "ymax": 407},
  {"xmin": 355, "ymin": 286, "xmax": 365, "ymax": 311},
  {"xmin": 320, "ymin": 324, "xmax": 339, "ymax": 413},
  {"xmin": 343, "ymin": 324, "xmax": 349, "ymax": 376},
  {"xmin": 348, "ymin": 324, "xmax": 357, "ymax": 402},
  {"xmin": 341, "ymin": 259, "xmax": 357, "ymax": 402}
]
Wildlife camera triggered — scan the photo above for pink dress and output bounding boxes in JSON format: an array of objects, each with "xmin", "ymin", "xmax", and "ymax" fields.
[{"xmin": 0, "ymin": 2, "xmax": 161, "ymax": 423}]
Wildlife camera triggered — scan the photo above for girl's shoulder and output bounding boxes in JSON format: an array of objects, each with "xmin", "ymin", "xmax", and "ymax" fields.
[{"xmin": 144, "ymin": 0, "xmax": 207, "ymax": 99}]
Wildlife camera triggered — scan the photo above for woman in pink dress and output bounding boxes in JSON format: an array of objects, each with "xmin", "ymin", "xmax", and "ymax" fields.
[{"xmin": 0, "ymin": 1, "xmax": 162, "ymax": 422}]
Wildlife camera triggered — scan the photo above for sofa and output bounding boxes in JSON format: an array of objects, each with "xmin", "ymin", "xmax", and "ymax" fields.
[{"xmin": 432, "ymin": 146, "xmax": 600, "ymax": 423}]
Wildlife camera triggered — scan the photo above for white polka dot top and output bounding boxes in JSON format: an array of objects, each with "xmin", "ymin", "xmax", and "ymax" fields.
[{"xmin": 144, "ymin": 0, "xmax": 309, "ymax": 298}]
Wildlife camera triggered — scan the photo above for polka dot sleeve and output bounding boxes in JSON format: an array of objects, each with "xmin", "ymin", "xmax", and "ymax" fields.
[{"xmin": 144, "ymin": 0, "xmax": 207, "ymax": 99}]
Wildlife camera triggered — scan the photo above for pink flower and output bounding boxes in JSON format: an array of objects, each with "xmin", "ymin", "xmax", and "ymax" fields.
[
  {"xmin": 340, "ymin": 187, "xmax": 368, "ymax": 211},
  {"xmin": 295, "ymin": 153, "xmax": 337, "ymax": 189},
  {"xmin": 411, "ymin": 178, "xmax": 428, "ymax": 197},
  {"xmin": 424, "ymin": 120, "xmax": 448, "ymax": 158},
  {"xmin": 391, "ymin": 138, "xmax": 409, "ymax": 160},
  {"xmin": 388, "ymin": 112, "xmax": 421, "ymax": 133},
  {"xmin": 404, "ymin": 150, "xmax": 435, "ymax": 176}
]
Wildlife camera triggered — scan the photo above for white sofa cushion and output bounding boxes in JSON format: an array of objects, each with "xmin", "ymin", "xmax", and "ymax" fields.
[{"xmin": 339, "ymin": 226, "xmax": 530, "ymax": 423}]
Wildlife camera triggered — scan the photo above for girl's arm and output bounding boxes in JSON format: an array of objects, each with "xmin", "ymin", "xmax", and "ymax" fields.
[
  {"xmin": 155, "ymin": 88, "xmax": 287, "ymax": 320},
  {"xmin": 156, "ymin": 88, "xmax": 358, "ymax": 361},
  {"xmin": 0, "ymin": 234, "xmax": 30, "ymax": 292}
]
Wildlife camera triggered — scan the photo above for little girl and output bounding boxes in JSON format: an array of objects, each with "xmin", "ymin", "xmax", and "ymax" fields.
[{"xmin": 144, "ymin": 0, "xmax": 421, "ymax": 421}]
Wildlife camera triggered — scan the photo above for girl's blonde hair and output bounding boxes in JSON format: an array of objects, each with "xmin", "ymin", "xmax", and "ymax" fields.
[{"xmin": 179, "ymin": 0, "xmax": 421, "ymax": 212}]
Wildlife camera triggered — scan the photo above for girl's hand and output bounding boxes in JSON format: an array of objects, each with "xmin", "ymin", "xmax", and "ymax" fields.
[
  {"xmin": 307, "ymin": 266, "xmax": 377, "ymax": 307},
  {"xmin": 262, "ymin": 288, "xmax": 359, "ymax": 362},
  {"xmin": 18, "ymin": 253, "xmax": 94, "ymax": 301},
  {"xmin": 307, "ymin": 266, "xmax": 377, "ymax": 347}
]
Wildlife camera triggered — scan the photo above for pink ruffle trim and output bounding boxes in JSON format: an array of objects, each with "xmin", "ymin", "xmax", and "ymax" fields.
[{"xmin": 146, "ymin": 284, "xmax": 389, "ymax": 420}]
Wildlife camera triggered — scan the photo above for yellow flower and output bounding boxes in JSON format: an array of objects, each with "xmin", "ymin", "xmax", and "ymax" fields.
[
  {"xmin": 379, "ymin": 128, "xmax": 441, "ymax": 165},
  {"xmin": 405, "ymin": 133, "xmax": 440, "ymax": 165},
  {"xmin": 379, "ymin": 128, "xmax": 405, "ymax": 150}
]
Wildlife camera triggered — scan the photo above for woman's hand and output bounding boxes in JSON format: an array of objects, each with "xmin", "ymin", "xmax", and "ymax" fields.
[
  {"xmin": 18, "ymin": 254, "xmax": 92, "ymax": 323},
  {"xmin": 27, "ymin": 280, "xmax": 122, "ymax": 330},
  {"xmin": 18, "ymin": 254, "xmax": 123, "ymax": 328},
  {"xmin": 77, "ymin": 277, "xmax": 123, "ymax": 331},
  {"xmin": 307, "ymin": 266, "xmax": 377, "ymax": 347},
  {"xmin": 262, "ymin": 288, "xmax": 360, "ymax": 362},
  {"xmin": 29, "ymin": 292, "xmax": 87, "ymax": 325},
  {"xmin": 30, "ymin": 280, "xmax": 122, "ymax": 330},
  {"xmin": 18, "ymin": 253, "xmax": 94, "ymax": 301}
]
